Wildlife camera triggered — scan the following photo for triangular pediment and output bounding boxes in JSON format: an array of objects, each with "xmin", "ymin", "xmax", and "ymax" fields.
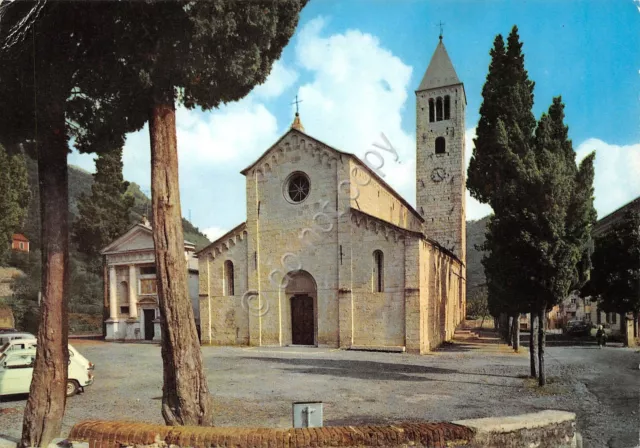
[
  {"xmin": 240, "ymin": 128, "xmax": 351, "ymax": 177},
  {"xmin": 101, "ymin": 224, "xmax": 155, "ymax": 255}
]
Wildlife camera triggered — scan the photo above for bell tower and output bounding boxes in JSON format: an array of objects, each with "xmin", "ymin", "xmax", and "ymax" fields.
[{"xmin": 415, "ymin": 36, "xmax": 466, "ymax": 262}]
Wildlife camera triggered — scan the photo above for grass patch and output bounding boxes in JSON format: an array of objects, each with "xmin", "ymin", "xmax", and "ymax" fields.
[{"xmin": 523, "ymin": 376, "xmax": 567, "ymax": 396}]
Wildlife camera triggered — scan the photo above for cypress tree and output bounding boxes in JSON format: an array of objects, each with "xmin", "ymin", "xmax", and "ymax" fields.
[
  {"xmin": 468, "ymin": 26, "xmax": 537, "ymax": 357},
  {"xmin": 73, "ymin": 147, "xmax": 134, "ymax": 271}
]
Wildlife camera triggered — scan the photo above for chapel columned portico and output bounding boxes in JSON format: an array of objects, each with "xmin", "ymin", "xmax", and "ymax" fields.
[{"xmin": 101, "ymin": 220, "xmax": 200, "ymax": 341}]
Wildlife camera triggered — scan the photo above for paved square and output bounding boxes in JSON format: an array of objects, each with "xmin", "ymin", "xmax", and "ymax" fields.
[{"xmin": 0, "ymin": 338, "xmax": 638, "ymax": 448}]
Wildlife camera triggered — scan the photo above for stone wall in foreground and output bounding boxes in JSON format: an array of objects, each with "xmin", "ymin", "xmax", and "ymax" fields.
[{"xmin": 61, "ymin": 410, "xmax": 579, "ymax": 448}]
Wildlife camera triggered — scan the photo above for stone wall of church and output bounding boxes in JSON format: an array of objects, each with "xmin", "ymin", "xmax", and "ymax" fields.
[
  {"xmin": 421, "ymin": 242, "xmax": 465, "ymax": 350},
  {"xmin": 245, "ymin": 132, "xmax": 341, "ymax": 347},
  {"xmin": 347, "ymin": 159, "xmax": 423, "ymax": 233},
  {"xmin": 198, "ymin": 232, "xmax": 249, "ymax": 345},
  {"xmin": 348, "ymin": 213, "xmax": 407, "ymax": 348}
]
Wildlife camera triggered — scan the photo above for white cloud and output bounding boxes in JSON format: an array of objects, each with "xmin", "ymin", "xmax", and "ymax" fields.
[
  {"xmin": 575, "ymin": 138, "xmax": 640, "ymax": 218},
  {"xmin": 253, "ymin": 61, "xmax": 299, "ymax": 99},
  {"xmin": 202, "ymin": 226, "xmax": 227, "ymax": 242},
  {"xmin": 294, "ymin": 17, "xmax": 415, "ymax": 201}
]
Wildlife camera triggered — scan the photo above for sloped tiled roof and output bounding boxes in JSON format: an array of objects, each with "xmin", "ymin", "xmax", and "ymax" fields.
[{"xmin": 417, "ymin": 39, "xmax": 461, "ymax": 91}]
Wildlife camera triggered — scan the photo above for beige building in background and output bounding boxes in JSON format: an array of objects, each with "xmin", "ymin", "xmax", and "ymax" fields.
[
  {"xmin": 197, "ymin": 37, "xmax": 467, "ymax": 353},
  {"xmin": 101, "ymin": 221, "xmax": 200, "ymax": 341}
]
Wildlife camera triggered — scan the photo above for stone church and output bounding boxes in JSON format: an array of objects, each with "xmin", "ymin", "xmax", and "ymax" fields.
[{"xmin": 197, "ymin": 37, "xmax": 467, "ymax": 353}]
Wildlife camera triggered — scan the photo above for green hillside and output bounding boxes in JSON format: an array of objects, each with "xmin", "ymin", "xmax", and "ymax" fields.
[{"xmin": 466, "ymin": 216, "xmax": 490, "ymax": 297}]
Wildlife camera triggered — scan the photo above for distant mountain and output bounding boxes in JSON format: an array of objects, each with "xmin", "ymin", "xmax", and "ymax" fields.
[
  {"xmin": 466, "ymin": 216, "xmax": 490, "ymax": 297},
  {"xmin": 20, "ymin": 159, "xmax": 211, "ymax": 251}
]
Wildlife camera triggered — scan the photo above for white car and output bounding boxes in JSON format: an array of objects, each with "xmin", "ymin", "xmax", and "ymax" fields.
[
  {"xmin": 0, "ymin": 348, "xmax": 94, "ymax": 397},
  {"xmin": 0, "ymin": 339, "xmax": 95, "ymax": 371},
  {"xmin": 0, "ymin": 332, "xmax": 35, "ymax": 346}
]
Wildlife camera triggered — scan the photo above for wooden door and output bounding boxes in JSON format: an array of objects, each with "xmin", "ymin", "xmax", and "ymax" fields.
[
  {"xmin": 291, "ymin": 295, "xmax": 314, "ymax": 345},
  {"xmin": 144, "ymin": 309, "xmax": 155, "ymax": 341}
]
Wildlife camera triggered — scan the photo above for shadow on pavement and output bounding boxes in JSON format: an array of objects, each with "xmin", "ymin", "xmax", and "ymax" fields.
[{"xmin": 241, "ymin": 356, "xmax": 524, "ymax": 388}]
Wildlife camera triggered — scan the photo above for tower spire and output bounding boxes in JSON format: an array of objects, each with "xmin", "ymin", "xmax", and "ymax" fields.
[{"xmin": 438, "ymin": 21, "xmax": 444, "ymax": 41}]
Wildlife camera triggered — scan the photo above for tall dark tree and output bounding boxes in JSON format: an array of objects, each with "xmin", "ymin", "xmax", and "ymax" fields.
[
  {"xmin": 467, "ymin": 26, "xmax": 537, "ymax": 359},
  {"xmin": 0, "ymin": 144, "xmax": 30, "ymax": 265},
  {"xmin": 73, "ymin": 148, "xmax": 134, "ymax": 270},
  {"xmin": 516, "ymin": 98, "xmax": 595, "ymax": 385},
  {"xmin": 587, "ymin": 210, "xmax": 640, "ymax": 345},
  {"xmin": 67, "ymin": 1, "xmax": 308, "ymax": 426}
]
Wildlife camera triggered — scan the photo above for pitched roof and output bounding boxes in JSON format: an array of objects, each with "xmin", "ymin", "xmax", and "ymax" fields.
[
  {"xmin": 195, "ymin": 222, "xmax": 247, "ymax": 256},
  {"xmin": 12, "ymin": 234, "xmax": 28, "ymax": 242},
  {"xmin": 101, "ymin": 223, "xmax": 195, "ymax": 255},
  {"xmin": 417, "ymin": 39, "xmax": 461, "ymax": 91},
  {"xmin": 240, "ymin": 127, "xmax": 424, "ymax": 225}
]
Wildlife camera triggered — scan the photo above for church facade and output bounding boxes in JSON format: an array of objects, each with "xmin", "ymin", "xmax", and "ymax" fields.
[{"xmin": 196, "ymin": 38, "xmax": 466, "ymax": 353}]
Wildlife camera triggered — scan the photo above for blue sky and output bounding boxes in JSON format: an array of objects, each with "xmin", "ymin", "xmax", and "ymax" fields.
[{"xmin": 70, "ymin": 0, "xmax": 640, "ymax": 241}]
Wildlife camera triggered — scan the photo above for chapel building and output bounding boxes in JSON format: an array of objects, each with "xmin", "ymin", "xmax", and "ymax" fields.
[
  {"xmin": 196, "ymin": 37, "xmax": 467, "ymax": 353},
  {"xmin": 101, "ymin": 219, "xmax": 200, "ymax": 341}
]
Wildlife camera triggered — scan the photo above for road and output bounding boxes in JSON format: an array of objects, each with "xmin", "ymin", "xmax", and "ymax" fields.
[
  {"xmin": 545, "ymin": 345, "xmax": 640, "ymax": 448},
  {"xmin": 0, "ymin": 338, "xmax": 638, "ymax": 447}
]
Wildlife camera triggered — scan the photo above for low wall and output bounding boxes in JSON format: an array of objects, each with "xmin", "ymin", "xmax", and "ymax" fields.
[
  {"xmin": 67, "ymin": 421, "xmax": 473, "ymax": 448},
  {"xmin": 54, "ymin": 410, "xmax": 578, "ymax": 448}
]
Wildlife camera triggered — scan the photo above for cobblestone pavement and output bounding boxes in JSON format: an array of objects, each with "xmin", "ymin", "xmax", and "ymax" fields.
[{"xmin": 0, "ymin": 337, "xmax": 638, "ymax": 448}]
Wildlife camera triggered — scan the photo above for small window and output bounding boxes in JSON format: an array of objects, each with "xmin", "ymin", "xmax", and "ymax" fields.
[
  {"xmin": 428, "ymin": 98, "xmax": 435, "ymax": 123},
  {"xmin": 120, "ymin": 306, "xmax": 130, "ymax": 315},
  {"xmin": 444, "ymin": 95, "xmax": 451, "ymax": 120},
  {"xmin": 373, "ymin": 250, "xmax": 384, "ymax": 293},
  {"xmin": 435, "ymin": 137, "xmax": 446, "ymax": 154},
  {"xmin": 570, "ymin": 298, "xmax": 576, "ymax": 304},
  {"xmin": 436, "ymin": 97, "xmax": 443, "ymax": 121},
  {"xmin": 224, "ymin": 260, "xmax": 235, "ymax": 296},
  {"xmin": 140, "ymin": 266, "xmax": 156, "ymax": 276},
  {"xmin": 19, "ymin": 242, "xmax": 24, "ymax": 250}
]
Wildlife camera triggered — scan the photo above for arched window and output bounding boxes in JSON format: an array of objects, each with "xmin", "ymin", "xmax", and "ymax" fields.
[
  {"xmin": 373, "ymin": 250, "xmax": 384, "ymax": 293},
  {"xmin": 444, "ymin": 95, "xmax": 451, "ymax": 120},
  {"xmin": 436, "ymin": 97, "xmax": 443, "ymax": 121},
  {"xmin": 224, "ymin": 260, "xmax": 234, "ymax": 296},
  {"xmin": 435, "ymin": 137, "xmax": 446, "ymax": 154},
  {"xmin": 428, "ymin": 99, "xmax": 435, "ymax": 123}
]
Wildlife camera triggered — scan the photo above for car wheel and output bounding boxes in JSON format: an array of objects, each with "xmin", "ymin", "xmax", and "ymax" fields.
[{"xmin": 66, "ymin": 380, "xmax": 79, "ymax": 397}]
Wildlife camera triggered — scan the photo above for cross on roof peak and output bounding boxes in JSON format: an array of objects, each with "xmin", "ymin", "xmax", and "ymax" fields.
[
  {"xmin": 291, "ymin": 94, "xmax": 303, "ymax": 115},
  {"xmin": 438, "ymin": 21, "xmax": 445, "ymax": 40}
]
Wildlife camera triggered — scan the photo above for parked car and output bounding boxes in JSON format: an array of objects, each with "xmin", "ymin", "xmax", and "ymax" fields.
[
  {"xmin": 0, "ymin": 348, "xmax": 94, "ymax": 397},
  {"xmin": 565, "ymin": 322, "xmax": 592, "ymax": 337},
  {"xmin": 0, "ymin": 332, "xmax": 35, "ymax": 346},
  {"xmin": 0, "ymin": 339, "xmax": 95, "ymax": 371}
]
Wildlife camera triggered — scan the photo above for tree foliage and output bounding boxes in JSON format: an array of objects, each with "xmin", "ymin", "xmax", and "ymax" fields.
[
  {"xmin": 588, "ymin": 210, "xmax": 640, "ymax": 316},
  {"xmin": 73, "ymin": 148, "xmax": 134, "ymax": 270},
  {"xmin": 468, "ymin": 26, "xmax": 596, "ymax": 385},
  {"xmin": 0, "ymin": 145, "xmax": 30, "ymax": 265}
]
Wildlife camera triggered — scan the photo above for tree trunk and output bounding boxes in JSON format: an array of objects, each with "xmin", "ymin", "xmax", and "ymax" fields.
[
  {"xmin": 507, "ymin": 315, "xmax": 513, "ymax": 346},
  {"xmin": 529, "ymin": 311, "xmax": 538, "ymax": 378},
  {"xmin": 149, "ymin": 94, "xmax": 213, "ymax": 426},
  {"xmin": 513, "ymin": 314, "xmax": 520, "ymax": 352},
  {"xmin": 20, "ymin": 107, "xmax": 70, "ymax": 448},
  {"xmin": 537, "ymin": 307, "xmax": 546, "ymax": 386},
  {"xmin": 634, "ymin": 312, "xmax": 638, "ymax": 339}
]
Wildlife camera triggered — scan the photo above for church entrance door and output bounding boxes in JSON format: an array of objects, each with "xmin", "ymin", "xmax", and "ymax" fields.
[
  {"xmin": 143, "ymin": 309, "xmax": 155, "ymax": 341},
  {"xmin": 291, "ymin": 295, "xmax": 314, "ymax": 345}
]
